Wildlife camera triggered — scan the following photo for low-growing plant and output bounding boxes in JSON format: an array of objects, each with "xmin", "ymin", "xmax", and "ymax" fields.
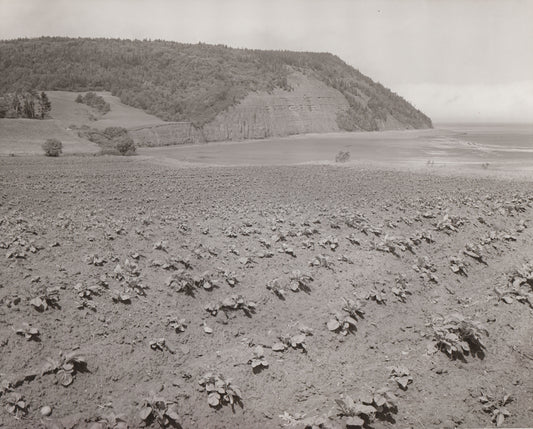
[
  {"xmin": 249, "ymin": 345, "xmax": 269, "ymax": 372},
  {"xmin": 266, "ymin": 278, "xmax": 286, "ymax": 299},
  {"xmin": 15, "ymin": 323, "xmax": 40, "ymax": 341},
  {"xmin": 389, "ymin": 366, "xmax": 413, "ymax": 390},
  {"xmin": 166, "ymin": 270, "xmax": 196, "ymax": 296},
  {"xmin": 431, "ymin": 313, "xmax": 488, "ymax": 360},
  {"xmin": 198, "ymin": 373, "xmax": 242, "ymax": 408},
  {"xmin": 289, "ymin": 270, "xmax": 313, "ymax": 292},
  {"xmin": 42, "ymin": 351, "xmax": 87, "ymax": 387},
  {"xmin": 205, "ymin": 295, "xmax": 257, "ymax": 317},
  {"xmin": 336, "ymin": 387, "xmax": 398, "ymax": 426},
  {"xmin": 4, "ymin": 392, "xmax": 28, "ymax": 418},
  {"xmin": 479, "ymin": 392, "xmax": 512, "ymax": 427},
  {"xmin": 450, "ymin": 256, "xmax": 468, "ymax": 276},
  {"xmin": 167, "ymin": 316, "xmax": 188, "ymax": 333},
  {"xmin": 139, "ymin": 391, "xmax": 180, "ymax": 427},
  {"xmin": 30, "ymin": 286, "xmax": 60, "ymax": 311}
]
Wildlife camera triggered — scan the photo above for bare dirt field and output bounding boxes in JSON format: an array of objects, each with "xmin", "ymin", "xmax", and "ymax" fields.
[{"xmin": 1, "ymin": 155, "xmax": 532, "ymax": 428}]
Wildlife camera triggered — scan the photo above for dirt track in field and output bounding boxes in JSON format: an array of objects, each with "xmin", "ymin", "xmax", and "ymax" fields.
[{"xmin": 1, "ymin": 156, "xmax": 532, "ymax": 428}]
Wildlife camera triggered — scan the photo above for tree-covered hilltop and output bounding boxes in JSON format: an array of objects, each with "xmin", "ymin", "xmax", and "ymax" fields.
[{"xmin": 0, "ymin": 37, "xmax": 432, "ymax": 131}]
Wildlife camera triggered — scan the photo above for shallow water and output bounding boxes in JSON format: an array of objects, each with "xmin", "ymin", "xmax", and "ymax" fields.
[{"xmin": 140, "ymin": 123, "xmax": 533, "ymax": 175}]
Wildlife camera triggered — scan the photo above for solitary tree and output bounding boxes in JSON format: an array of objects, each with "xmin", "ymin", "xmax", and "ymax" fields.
[{"xmin": 40, "ymin": 92, "xmax": 52, "ymax": 119}]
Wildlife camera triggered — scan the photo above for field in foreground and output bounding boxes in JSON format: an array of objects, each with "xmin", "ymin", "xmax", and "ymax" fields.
[{"xmin": 1, "ymin": 156, "xmax": 532, "ymax": 428}]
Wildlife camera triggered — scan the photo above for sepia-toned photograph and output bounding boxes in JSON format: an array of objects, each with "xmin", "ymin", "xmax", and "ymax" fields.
[{"xmin": 0, "ymin": 1, "xmax": 532, "ymax": 428}]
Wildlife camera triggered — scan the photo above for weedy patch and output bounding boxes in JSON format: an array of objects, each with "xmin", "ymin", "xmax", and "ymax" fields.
[
  {"xmin": 4, "ymin": 392, "xmax": 28, "ymax": 418},
  {"xmin": 249, "ymin": 345, "xmax": 269, "ymax": 372},
  {"xmin": 479, "ymin": 392, "xmax": 513, "ymax": 427},
  {"xmin": 42, "ymin": 351, "xmax": 88, "ymax": 387},
  {"xmin": 366, "ymin": 289, "xmax": 386, "ymax": 304},
  {"xmin": 139, "ymin": 391, "xmax": 180, "ymax": 427},
  {"xmin": 14, "ymin": 323, "xmax": 40, "ymax": 341},
  {"xmin": 389, "ymin": 366, "xmax": 413, "ymax": 390},
  {"xmin": 30, "ymin": 286, "xmax": 61, "ymax": 311},
  {"xmin": 289, "ymin": 270, "xmax": 314, "ymax": 292},
  {"xmin": 198, "ymin": 373, "xmax": 242, "ymax": 409},
  {"xmin": 430, "ymin": 313, "xmax": 488, "ymax": 360},
  {"xmin": 501, "ymin": 260, "xmax": 533, "ymax": 306}
]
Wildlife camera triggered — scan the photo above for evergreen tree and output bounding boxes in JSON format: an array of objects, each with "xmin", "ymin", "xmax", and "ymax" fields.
[{"xmin": 40, "ymin": 91, "xmax": 51, "ymax": 118}]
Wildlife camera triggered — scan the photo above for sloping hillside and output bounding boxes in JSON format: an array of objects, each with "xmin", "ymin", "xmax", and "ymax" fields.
[{"xmin": 0, "ymin": 37, "xmax": 432, "ymax": 145}]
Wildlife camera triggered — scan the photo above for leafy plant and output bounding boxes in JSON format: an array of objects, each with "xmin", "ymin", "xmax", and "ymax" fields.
[
  {"xmin": 389, "ymin": 366, "xmax": 413, "ymax": 390},
  {"xmin": 336, "ymin": 387, "xmax": 398, "ymax": 426},
  {"xmin": 198, "ymin": 373, "xmax": 242, "ymax": 408},
  {"xmin": 289, "ymin": 270, "xmax": 313, "ymax": 292},
  {"xmin": 205, "ymin": 295, "xmax": 256, "ymax": 317},
  {"xmin": 139, "ymin": 391, "xmax": 180, "ymax": 427},
  {"xmin": 391, "ymin": 275, "xmax": 411, "ymax": 302},
  {"xmin": 30, "ymin": 286, "xmax": 60, "ymax": 311},
  {"xmin": 450, "ymin": 256, "xmax": 468, "ymax": 276},
  {"xmin": 266, "ymin": 278, "xmax": 286, "ymax": 299},
  {"xmin": 15, "ymin": 323, "xmax": 40, "ymax": 341},
  {"xmin": 309, "ymin": 254, "xmax": 334, "ymax": 269},
  {"xmin": 431, "ymin": 313, "xmax": 488, "ymax": 360},
  {"xmin": 479, "ymin": 392, "xmax": 512, "ymax": 427},
  {"xmin": 167, "ymin": 316, "xmax": 188, "ymax": 333},
  {"xmin": 249, "ymin": 345, "xmax": 269, "ymax": 372},
  {"xmin": 42, "ymin": 351, "xmax": 87, "ymax": 387},
  {"xmin": 166, "ymin": 270, "xmax": 196, "ymax": 296},
  {"xmin": 111, "ymin": 289, "xmax": 131, "ymax": 303},
  {"xmin": 4, "ymin": 392, "xmax": 28, "ymax": 418},
  {"xmin": 366, "ymin": 289, "xmax": 386, "ymax": 304}
]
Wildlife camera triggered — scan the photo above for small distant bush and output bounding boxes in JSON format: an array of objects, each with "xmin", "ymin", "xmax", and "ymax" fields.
[
  {"xmin": 115, "ymin": 134, "xmax": 136, "ymax": 155},
  {"xmin": 42, "ymin": 138, "xmax": 63, "ymax": 157},
  {"xmin": 75, "ymin": 92, "xmax": 110, "ymax": 114},
  {"xmin": 335, "ymin": 151, "xmax": 350, "ymax": 163}
]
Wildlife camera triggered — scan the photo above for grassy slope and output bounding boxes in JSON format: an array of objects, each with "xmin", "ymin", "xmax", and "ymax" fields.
[{"xmin": 0, "ymin": 37, "xmax": 432, "ymax": 131}]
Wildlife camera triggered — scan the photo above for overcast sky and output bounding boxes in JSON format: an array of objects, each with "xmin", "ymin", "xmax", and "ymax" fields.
[{"xmin": 1, "ymin": 0, "xmax": 532, "ymax": 123}]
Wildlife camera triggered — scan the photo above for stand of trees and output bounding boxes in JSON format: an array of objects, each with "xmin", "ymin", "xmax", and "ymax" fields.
[
  {"xmin": 0, "ymin": 38, "xmax": 432, "ymax": 130},
  {"xmin": 0, "ymin": 90, "xmax": 51, "ymax": 119},
  {"xmin": 75, "ymin": 92, "xmax": 110, "ymax": 114}
]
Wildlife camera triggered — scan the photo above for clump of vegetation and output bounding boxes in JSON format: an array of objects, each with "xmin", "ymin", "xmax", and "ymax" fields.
[
  {"xmin": 249, "ymin": 346, "xmax": 269, "ymax": 372},
  {"xmin": 77, "ymin": 126, "xmax": 136, "ymax": 155},
  {"xmin": 42, "ymin": 138, "xmax": 63, "ymax": 157},
  {"xmin": 336, "ymin": 387, "xmax": 398, "ymax": 427},
  {"xmin": 30, "ymin": 286, "xmax": 60, "ymax": 311},
  {"xmin": 0, "ymin": 90, "xmax": 51, "ymax": 119},
  {"xmin": 42, "ymin": 351, "xmax": 88, "ymax": 387},
  {"xmin": 4, "ymin": 392, "xmax": 28, "ymax": 418},
  {"xmin": 198, "ymin": 373, "xmax": 242, "ymax": 408},
  {"xmin": 335, "ymin": 151, "xmax": 350, "ymax": 163},
  {"xmin": 138, "ymin": 391, "xmax": 180, "ymax": 427},
  {"xmin": 75, "ymin": 92, "xmax": 110, "ymax": 114},
  {"xmin": 430, "ymin": 313, "xmax": 488, "ymax": 360},
  {"xmin": 479, "ymin": 392, "xmax": 513, "ymax": 427}
]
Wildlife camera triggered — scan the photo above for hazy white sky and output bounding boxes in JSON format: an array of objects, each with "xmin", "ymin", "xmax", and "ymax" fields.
[{"xmin": 1, "ymin": 0, "xmax": 532, "ymax": 123}]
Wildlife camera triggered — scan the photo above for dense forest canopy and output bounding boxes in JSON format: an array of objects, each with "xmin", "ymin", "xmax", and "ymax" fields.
[{"xmin": 0, "ymin": 37, "xmax": 431, "ymax": 130}]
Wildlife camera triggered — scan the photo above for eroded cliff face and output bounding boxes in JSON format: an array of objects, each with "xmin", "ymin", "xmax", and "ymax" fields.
[
  {"xmin": 202, "ymin": 72, "xmax": 349, "ymax": 141},
  {"xmin": 130, "ymin": 72, "xmax": 349, "ymax": 146}
]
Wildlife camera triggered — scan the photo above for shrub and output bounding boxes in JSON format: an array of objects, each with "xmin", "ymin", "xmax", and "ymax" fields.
[
  {"xmin": 115, "ymin": 134, "xmax": 136, "ymax": 155},
  {"xmin": 42, "ymin": 138, "xmax": 63, "ymax": 157},
  {"xmin": 335, "ymin": 151, "xmax": 350, "ymax": 163}
]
